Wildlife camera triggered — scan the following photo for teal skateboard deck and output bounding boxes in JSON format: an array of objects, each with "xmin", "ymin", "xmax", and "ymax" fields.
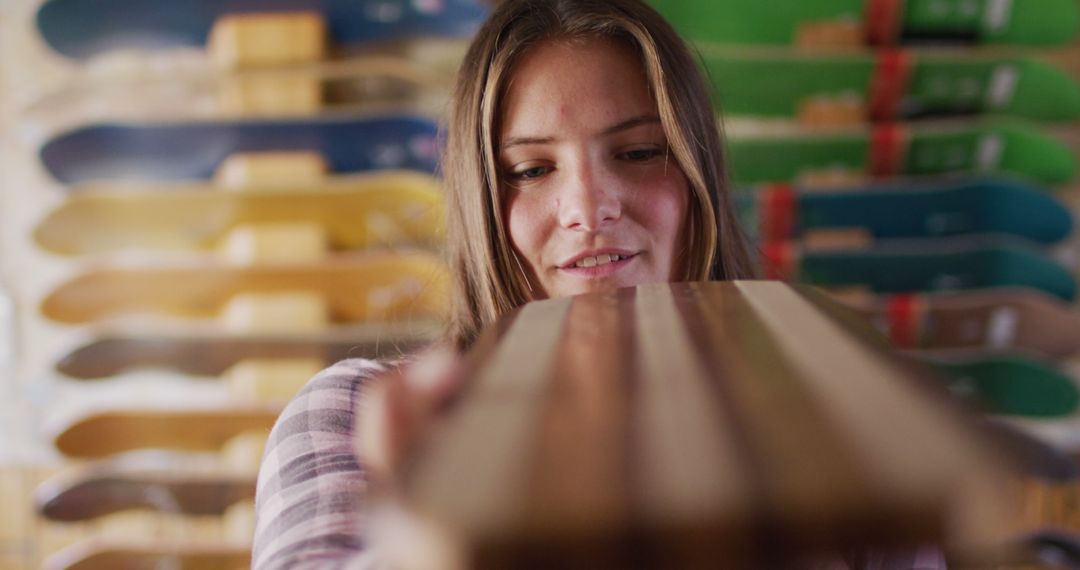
[
  {"xmin": 36, "ymin": 0, "xmax": 488, "ymax": 60},
  {"xmin": 729, "ymin": 120, "xmax": 1077, "ymax": 185},
  {"xmin": 702, "ymin": 47, "xmax": 1080, "ymax": 121},
  {"xmin": 651, "ymin": 0, "xmax": 1080, "ymax": 46},
  {"xmin": 923, "ymin": 354, "xmax": 1080, "ymax": 418},
  {"xmin": 737, "ymin": 177, "xmax": 1072, "ymax": 244},
  {"xmin": 40, "ymin": 114, "xmax": 439, "ymax": 184},
  {"xmin": 761, "ymin": 237, "xmax": 1077, "ymax": 301}
]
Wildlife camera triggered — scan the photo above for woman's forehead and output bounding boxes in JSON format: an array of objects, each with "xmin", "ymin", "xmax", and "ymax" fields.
[{"xmin": 497, "ymin": 37, "xmax": 657, "ymax": 138}]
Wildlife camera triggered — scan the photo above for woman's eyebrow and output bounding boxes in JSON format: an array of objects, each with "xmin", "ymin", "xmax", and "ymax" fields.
[
  {"xmin": 601, "ymin": 115, "xmax": 661, "ymax": 136},
  {"xmin": 500, "ymin": 115, "xmax": 661, "ymax": 151}
]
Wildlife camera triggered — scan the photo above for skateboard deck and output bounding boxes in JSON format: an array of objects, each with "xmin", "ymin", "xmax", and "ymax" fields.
[
  {"xmin": 702, "ymin": 47, "xmax": 1080, "ymax": 121},
  {"xmin": 55, "ymin": 321, "xmax": 437, "ymax": 380},
  {"xmin": 40, "ymin": 251, "xmax": 448, "ymax": 325},
  {"xmin": 927, "ymin": 354, "xmax": 1080, "ymax": 418},
  {"xmin": 36, "ymin": 453, "xmax": 254, "ymax": 521},
  {"xmin": 650, "ymin": 0, "xmax": 1080, "ymax": 46},
  {"xmin": 34, "ymin": 170, "xmax": 444, "ymax": 256},
  {"xmin": 849, "ymin": 289, "xmax": 1080, "ymax": 358},
  {"xmin": 761, "ymin": 237, "xmax": 1078, "ymax": 301},
  {"xmin": 24, "ymin": 54, "xmax": 455, "ymax": 125},
  {"xmin": 50, "ymin": 406, "xmax": 280, "ymax": 458},
  {"xmin": 737, "ymin": 177, "xmax": 1073, "ymax": 244},
  {"xmin": 40, "ymin": 114, "xmax": 439, "ymax": 184},
  {"xmin": 386, "ymin": 281, "xmax": 1009, "ymax": 566},
  {"xmin": 729, "ymin": 121, "xmax": 1077, "ymax": 185},
  {"xmin": 35, "ymin": 0, "xmax": 489, "ymax": 60},
  {"xmin": 43, "ymin": 539, "xmax": 249, "ymax": 570}
]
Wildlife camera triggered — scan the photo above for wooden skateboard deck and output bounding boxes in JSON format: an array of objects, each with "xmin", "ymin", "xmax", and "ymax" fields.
[
  {"xmin": 40, "ymin": 114, "xmax": 439, "ymax": 184},
  {"xmin": 43, "ymin": 539, "xmax": 249, "ymax": 570},
  {"xmin": 702, "ymin": 47, "xmax": 1080, "ymax": 121},
  {"xmin": 737, "ymin": 177, "xmax": 1073, "ymax": 244},
  {"xmin": 55, "ymin": 321, "xmax": 437, "ymax": 380},
  {"xmin": 40, "ymin": 251, "xmax": 448, "ymax": 325},
  {"xmin": 650, "ymin": 0, "xmax": 1080, "ymax": 46},
  {"xmin": 386, "ymin": 281, "xmax": 1011, "ymax": 566},
  {"xmin": 24, "ymin": 55, "xmax": 455, "ymax": 126},
  {"xmin": 36, "ymin": 454, "xmax": 254, "ymax": 521},
  {"xmin": 50, "ymin": 406, "xmax": 281, "ymax": 459},
  {"xmin": 34, "ymin": 170, "xmax": 444, "ymax": 256},
  {"xmin": 761, "ymin": 237, "xmax": 1077, "ymax": 301},
  {"xmin": 729, "ymin": 120, "xmax": 1077, "ymax": 185},
  {"xmin": 926, "ymin": 354, "xmax": 1080, "ymax": 418},
  {"xmin": 849, "ymin": 289, "xmax": 1080, "ymax": 358},
  {"xmin": 35, "ymin": 0, "xmax": 488, "ymax": 60}
]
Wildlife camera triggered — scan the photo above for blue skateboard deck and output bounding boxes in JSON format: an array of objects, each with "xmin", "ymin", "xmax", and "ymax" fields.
[
  {"xmin": 737, "ymin": 177, "xmax": 1073, "ymax": 244},
  {"xmin": 40, "ymin": 114, "xmax": 440, "ymax": 184},
  {"xmin": 36, "ymin": 0, "xmax": 489, "ymax": 60}
]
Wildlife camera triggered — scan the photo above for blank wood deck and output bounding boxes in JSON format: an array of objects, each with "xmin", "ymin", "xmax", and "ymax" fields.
[{"xmin": 392, "ymin": 281, "xmax": 1012, "ymax": 568}]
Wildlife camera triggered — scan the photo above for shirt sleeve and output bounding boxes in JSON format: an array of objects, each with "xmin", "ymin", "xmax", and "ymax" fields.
[{"xmin": 252, "ymin": 358, "xmax": 386, "ymax": 570}]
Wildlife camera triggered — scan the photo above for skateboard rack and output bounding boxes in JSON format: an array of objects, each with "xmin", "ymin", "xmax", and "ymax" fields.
[{"xmin": 0, "ymin": 1, "xmax": 1077, "ymax": 568}]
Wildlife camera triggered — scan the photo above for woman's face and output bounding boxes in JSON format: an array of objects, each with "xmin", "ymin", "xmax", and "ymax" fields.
[{"xmin": 498, "ymin": 38, "xmax": 690, "ymax": 299}]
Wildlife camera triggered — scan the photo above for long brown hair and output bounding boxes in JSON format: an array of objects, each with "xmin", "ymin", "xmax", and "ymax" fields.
[{"xmin": 441, "ymin": 0, "xmax": 756, "ymax": 350}]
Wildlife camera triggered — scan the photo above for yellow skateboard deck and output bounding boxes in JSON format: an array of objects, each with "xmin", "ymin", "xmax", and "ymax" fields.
[
  {"xmin": 41, "ymin": 251, "xmax": 448, "ymax": 325},
  {"xmin": 50, "ymin": 406, "xmax": 281, "ymax": 459},
  {"xmin": 35, "ymin": 170, "xmax": 444, "ymax": 256},
  {"xmin": 44, "ymin": 539, "xmax": 249, "ymax": 570}
]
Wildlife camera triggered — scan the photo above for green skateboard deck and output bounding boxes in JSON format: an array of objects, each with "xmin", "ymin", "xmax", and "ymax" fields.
[
  {"xmin": 924, "ymin": 354, "xmax": 1080, "ymax": 418},
  {"xmin": 55, "ymin": 322, "xmax": 436, "ymax": 380},
  {"xmin": 36, "ymin": 453, "xmax": 253, "ymax": 521},
  {"xmin": 728, "ymin": 120, "xmax": 1077, "ymax": 185},
  {"xmin": 651, "ymin": 0, "xmax": 1080, "ymax": 46},
  {"xmin": 701, "ymin": 47, "xmax": 1080, "ymax": 121},
  {"xmin": 34, "ymin": 170, "xmax": 444, "ymax": 256},
  {"xmin": 40, "ymin": 251, "xmax": 448, "ymax": 325}
]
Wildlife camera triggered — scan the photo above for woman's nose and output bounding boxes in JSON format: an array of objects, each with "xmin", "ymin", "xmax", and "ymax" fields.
[{"xmin": 557, "ymin": 161, "xmax": 622, "ymax": 231}]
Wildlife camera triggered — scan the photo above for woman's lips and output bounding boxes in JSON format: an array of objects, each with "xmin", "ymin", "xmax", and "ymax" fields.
[{"xmin": 558, "ymin": 253, "xmax": 637, "ymax": 278}]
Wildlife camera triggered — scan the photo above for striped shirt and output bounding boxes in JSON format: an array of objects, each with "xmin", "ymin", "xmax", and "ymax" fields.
[{"xmin": 253, "ymin": 358, "xmax": 948, "ymax": 569}]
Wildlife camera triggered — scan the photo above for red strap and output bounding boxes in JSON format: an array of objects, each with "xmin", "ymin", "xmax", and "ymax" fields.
[
  {"xmin": 885, "ymin": 294, "xmax": 923, "ymax": 348},
  {"xmin": 762, "ymin": 240, "xmax": 798, "ymax": 281},
  {"xmin": 864, "ymin": 0, "xmax": 905, "ymax": 45},
  {"xmin": 868, "ymin": 50, "xmax": 912, "ymax": 122},
  {"xmin": 760, "ymin": 183, "xmax": 798, "ymax": 241},
  {"xmin": 868, "ymin": 123, "xmax": 908, "ymax": 178}
]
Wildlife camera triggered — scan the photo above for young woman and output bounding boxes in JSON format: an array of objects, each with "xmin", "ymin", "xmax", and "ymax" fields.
[{"xmin": 252, "ymin": 1, "xmax": 945, "ymax": 568}]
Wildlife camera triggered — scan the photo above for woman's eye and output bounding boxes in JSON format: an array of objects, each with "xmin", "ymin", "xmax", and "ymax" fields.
[
  {"xmin": 621, "ymin": 147, "xmax": 663, "ymax": 162},
  {"xmin": 510, "ymin": 165, "xmax": 550, "ymax": 180}
]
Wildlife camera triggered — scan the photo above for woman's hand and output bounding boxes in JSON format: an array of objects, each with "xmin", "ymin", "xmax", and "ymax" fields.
[{"xmin": 355, "ymin": 347, "xmax": 465, "ymax": 482}]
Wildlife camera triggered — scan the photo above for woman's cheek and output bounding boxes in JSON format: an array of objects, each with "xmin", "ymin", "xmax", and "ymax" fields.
[{"xmin": 505, "ymin": 193, "xmax": 548, "ymax": 273}]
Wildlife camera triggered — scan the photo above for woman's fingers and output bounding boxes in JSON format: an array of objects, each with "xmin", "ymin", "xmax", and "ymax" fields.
[{"xmin": 356, "ymin": 349, "xmax": 465, "ymax": 481}]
